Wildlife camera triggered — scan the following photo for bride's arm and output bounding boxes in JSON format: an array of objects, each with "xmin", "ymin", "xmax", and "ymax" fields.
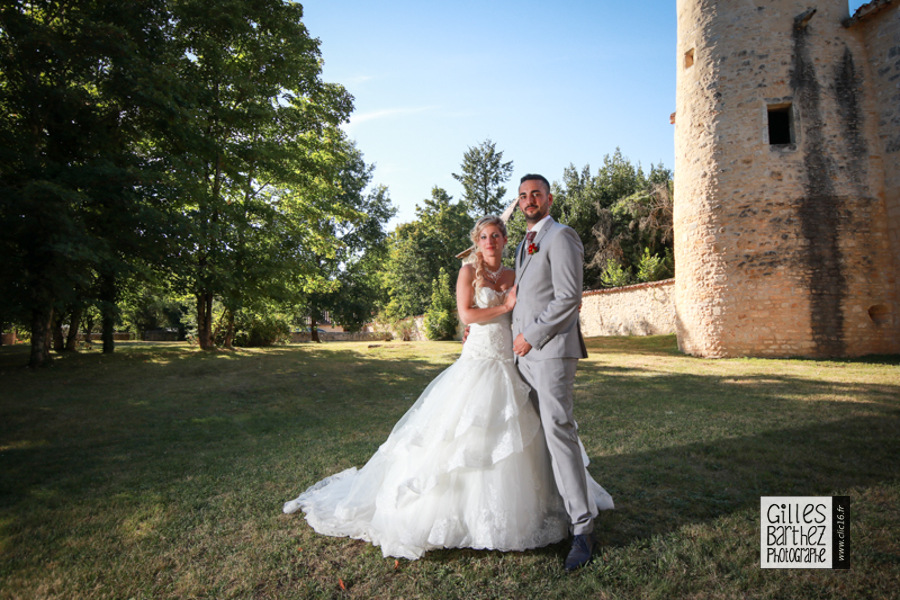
[{"xmin": 456, "ymin": 265, "xmax": 516, "ymax": 325}]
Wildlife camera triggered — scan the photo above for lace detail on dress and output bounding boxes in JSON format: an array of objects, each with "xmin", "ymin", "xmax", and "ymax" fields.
[
  {"xmin": 474, "ymin": 285, "xmax": 508, "ymax": 308},
  {"xmin": 460, "ymin": 287, "xmax": 514, "ymax": 363}
]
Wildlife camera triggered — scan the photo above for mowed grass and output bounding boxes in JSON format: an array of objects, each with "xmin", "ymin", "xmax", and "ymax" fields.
[{"xmin": 0, "ymin": 336, "xmax": 897, "ymax": 599}]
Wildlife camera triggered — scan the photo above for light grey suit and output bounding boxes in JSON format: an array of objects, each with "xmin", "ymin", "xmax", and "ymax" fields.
[{"xmin": 512, "ymin": 217, "xmax": 595, "ymax": 535}]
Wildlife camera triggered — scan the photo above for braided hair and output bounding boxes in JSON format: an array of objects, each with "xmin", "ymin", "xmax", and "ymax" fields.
[{"xmin": 468, "ymin": 215, "xmax": 507, "ymax": 289}]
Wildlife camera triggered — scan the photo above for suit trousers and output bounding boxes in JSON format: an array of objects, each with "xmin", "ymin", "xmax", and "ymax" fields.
[{"xmin": 517, "ymin": 356, "xmax": 595, "ymax": 536}]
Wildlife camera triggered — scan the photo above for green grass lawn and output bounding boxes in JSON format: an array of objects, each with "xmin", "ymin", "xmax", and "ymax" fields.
[{"xmin": 1, "ymin": 337, "xmax": 898, "ymax": 599}]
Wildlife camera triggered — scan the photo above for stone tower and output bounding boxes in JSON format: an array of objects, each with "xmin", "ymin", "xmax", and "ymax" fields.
[{"xmin": 674, "ymin": 0, "xmax": 900, "ymax": 358}]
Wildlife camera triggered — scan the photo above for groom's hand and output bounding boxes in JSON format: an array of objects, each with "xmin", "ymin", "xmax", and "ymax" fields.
[{"xmin": 513, "ymin": 333, "xmax": 532, "ymax": 356}]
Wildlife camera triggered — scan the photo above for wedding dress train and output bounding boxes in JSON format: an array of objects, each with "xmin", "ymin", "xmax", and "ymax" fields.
[{"xmin": 283, "ymin": 286, "xmax": 613, "ymax": 559}]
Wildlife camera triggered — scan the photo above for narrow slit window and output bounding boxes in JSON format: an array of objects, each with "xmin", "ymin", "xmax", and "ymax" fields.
[
  {"xmin": 768, "ymin": 104, "xmax": 793, "ymax": 145},
  {"xmin": 684, "ymin": 48, "xmax": 695, "ymax": 69}
]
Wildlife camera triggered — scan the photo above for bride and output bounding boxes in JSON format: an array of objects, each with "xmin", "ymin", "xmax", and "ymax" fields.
[{"xmin": 282, "ymin": 215, "xmax": 613, "ymax": 560}]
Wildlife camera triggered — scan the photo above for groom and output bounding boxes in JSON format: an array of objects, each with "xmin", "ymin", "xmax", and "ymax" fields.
[{"xmin": 511, "ymin": 173, "xmax": 596, "ymax": 572}]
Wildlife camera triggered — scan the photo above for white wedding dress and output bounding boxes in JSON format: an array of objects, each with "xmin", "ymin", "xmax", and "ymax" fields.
[{"xmin": 282, "ymin": 286, "xmax": 613, "ymax": 559}]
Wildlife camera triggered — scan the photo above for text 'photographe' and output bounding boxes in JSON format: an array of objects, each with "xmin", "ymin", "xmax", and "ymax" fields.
[{"xmin": 760, "ymin": 496, "xmax": 850, "ymax": 569}]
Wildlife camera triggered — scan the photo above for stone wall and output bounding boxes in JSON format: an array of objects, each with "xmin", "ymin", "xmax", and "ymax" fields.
[
  {"xmin": 359, "ymin": 316, "xmax": 430, "ymax": 341},
  {"xmin": 290, "ymin": 330, "xmax": 392, "ymax": 343},
  {"xmin": 77, "ymin": 332, "xmax": 134, "ymax": 341},
  {"xmin": 354, "ymin": 285, "xmax": 676, "ymax": 344},
  {"xmin": 143, "ymin": 329, "xmax": 180, "ymax": 341},
  {"xmin": 674, "ymin": 0, "xmax": 899, "ymax": 357},
  {"xmin": 580, "ymin": 279, "xmax": 676, "ymax": 337},
  {"xmin": 853, "ymin": 1, "xmax": 900, "ymax": 342}
]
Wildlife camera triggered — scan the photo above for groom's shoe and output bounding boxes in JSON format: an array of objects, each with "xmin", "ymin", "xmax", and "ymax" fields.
[{"xmin": 564, "ymin": 533, "xmax": 594, "ymax": 572}]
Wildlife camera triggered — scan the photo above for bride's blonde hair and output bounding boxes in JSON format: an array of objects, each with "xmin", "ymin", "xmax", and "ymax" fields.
[{"xmin": 469, "ymin": 215, "xmax": 507, "ymax": 289}]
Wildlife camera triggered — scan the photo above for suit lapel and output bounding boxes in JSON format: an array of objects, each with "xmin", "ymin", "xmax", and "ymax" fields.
[
  {"xmin": 514, "ymin": 241, "xmax": 525, "ymax": 285},
  {"xmin": 516, "ymin": 218, "xmax": 554, "ymax": 284}
]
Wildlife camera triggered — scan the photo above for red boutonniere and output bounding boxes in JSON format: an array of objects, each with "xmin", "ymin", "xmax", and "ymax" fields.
[{"xmin": 527, "ymin": 243, "xmax": 538, "ymax": 255}]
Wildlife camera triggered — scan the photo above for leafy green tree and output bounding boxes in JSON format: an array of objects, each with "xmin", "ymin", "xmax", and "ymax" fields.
[
  {"xmin": 232, "ymin": 308, "xmax": 291, "ymax": 347},
  {"xmin": 636, "ymin": 246, "xmax": 672, "ymax": 283},
  {"xmin": 165, "ymin": 0, "xmax": 353, "ymax": 349},
  {"xmin": 552, "ymin": 149, "xmax": 673, "ymax": 289},
  {"xmin": 607, "ymin": 179, "xmax": 674, "ymax": 281},
  {"xmin": 320, "ymin": 184, "xmax": 395, "ymax": 333},
  {"xmin": 551, "ymin": 165, "xmax": 602, "ymax": 238},
  {"xmin": 300, "ymin": 141, "xmax": 396, "ymax": 339},
  {"xmin": 600, "ymin": 258, "xmax": 632, "ymax": 288},
  {"xmin": 383, "ymin": 188, "xmax": 473, "ymax": 319},
  {"xmin": 452, "ymin": 139, "xmax": 514, "ymax": 217},
  {"xmin": 502, "ymin": 209, "xmax": 528, "ymax": 269},
  {"xmin": 381, "ymin": 226, "xmax": 431, "ymax": 320},
  {"xmin": 120, "ymin": 285, "xmax": 192, "ymax": 340},
  {"xmin": 0, "ymin": 0, "xmax": 179, "ymax": 366},
  {"xmin": 424, "ymin": 267, "xmax": 458, "ymax": 341}
]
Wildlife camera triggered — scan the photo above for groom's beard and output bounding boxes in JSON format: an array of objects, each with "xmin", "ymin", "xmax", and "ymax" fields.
[
  {"xmin": 523, "ymin": 208, "xmax": 548, "ymax": 224},
  {"xmin": 525, "ymin": 211, "xmax": 548, "ymax": 225}
]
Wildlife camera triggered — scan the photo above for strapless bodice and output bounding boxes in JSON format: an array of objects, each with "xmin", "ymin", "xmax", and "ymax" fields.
[{"xmin": 459, "ymin": 287, "xmax": 513, "ymax": 361}]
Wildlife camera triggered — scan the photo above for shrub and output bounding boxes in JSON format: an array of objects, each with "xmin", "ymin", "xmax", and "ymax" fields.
[
  {"xmin": 600, "ymin": 258, "xmax": 632, "ymax": 288},
  {"xmin": 234, "ymin": 314, "xmax": 290, "ymax": 347},
  {"xmin": 424, "ymin": 268, "xmax": 458, "ymax": 341}
]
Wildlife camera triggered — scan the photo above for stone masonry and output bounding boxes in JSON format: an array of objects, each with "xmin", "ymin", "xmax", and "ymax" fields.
[
  {"xmin": 674, "ymin": 0, "xmax": 900, "ymax": 357},
  {"xmin": 580, "ymin": 279, "xmax": 676, "ymax": 337}
]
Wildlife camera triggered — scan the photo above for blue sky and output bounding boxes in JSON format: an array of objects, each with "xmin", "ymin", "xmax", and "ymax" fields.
[{"xmin": 302, "ymin": 1, "xmax": 869, "ymax": 226}]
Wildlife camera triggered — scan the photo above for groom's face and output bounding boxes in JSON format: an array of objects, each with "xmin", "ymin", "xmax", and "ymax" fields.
[{"xmin": 518, "ymin": 180, "xmax": 553, "ymax": 224}]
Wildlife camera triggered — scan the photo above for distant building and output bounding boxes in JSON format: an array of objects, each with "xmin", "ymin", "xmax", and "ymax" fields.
[{"xmin": 673, "ymin": 0, "xmax": 899, "ymax": 357}]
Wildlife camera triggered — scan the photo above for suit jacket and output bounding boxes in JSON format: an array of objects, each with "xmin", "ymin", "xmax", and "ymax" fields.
[{"xmin": 513, "ymin": 217, "xmax": 588, "ymax": 360}]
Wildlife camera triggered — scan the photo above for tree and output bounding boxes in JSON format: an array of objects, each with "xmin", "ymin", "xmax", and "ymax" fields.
[
  {"xmin": 452, "ymin": 139, "xmax": 514, "ymax": 217},
  {"xmin": 165, "ymin": 0, "xmax": 354, "ymax": 349},
  {"xmin": 1, "ymin": 0, "xmax": 370, "ymax": 363},
  {"xmin": 120, "ymin": 284, "xmax": 192, "ymax": 341},
  {"xmin": 424, "ymin": 267, "xmax": 457, "ymax": 340},
  {"xmin": 600, "ymin": 258, "xmax": 632, "ymax": 288},
  {"xmin": 301, "ymin": 141, "xmax": 396, "ymax": 339},
  {"xmin": 605, "ymin": 178, "xmax": 674, "ymax": 280},
  {"xmin": 502, "ymin": 209, "xmax": 528, "ymax": 269},
  {"xmin": 552, "ymin": 149, "xmax": 673, "ymax": 289},
  {"xmin": 0, "ymin": 0, "xmax": 178, "ymax": 366},
  {"xmin": 382, "ymin": 188, "xmax": 473, "ymax": 319},
  {"xmin": 636, "ymin": 247, "xmax": 671, "ymax": 283},
  {"xmin": 381, "ymin": 225, "xmax": 432, "ymax": 320}
]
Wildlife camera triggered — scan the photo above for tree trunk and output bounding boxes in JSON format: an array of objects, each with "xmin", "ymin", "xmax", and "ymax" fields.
[
  {"xmin": 197, "ymin": 291, "xmax": 215, "ymax": 349},
  {"xmin": 65, "ymin": 306, "xmax": 82, "ymax": 351},
  {"xmin": 52, "ymin": 312, "xmax": 65, "ymax": 352},
  {"xmin": 310, "ymin": 314, "xmax": 320, "ymax": 343},
  {"xmin": 101, "ymin": 311, "xmax": 115, "ymax": 353},
  {"xmin": 222, "ymin": 308, "xmax": 235, "ymax": 349},
  {"xmin": 81, "ymin": 312, "xmax": 96, "ymax": 348},
  {"xmin": 100, "ymin": 273, "xmax": 117, "ymax": 354},
  {"xmin": 29, "ymin": 306, "xmax": 53, "ymax": 368}
]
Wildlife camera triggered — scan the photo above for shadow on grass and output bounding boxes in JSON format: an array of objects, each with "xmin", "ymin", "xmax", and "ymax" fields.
[
  {"xmin": 596, "ymin": 414, "xmax": 898, "ymax": 547},
  {"xmin": 0, "ymin": 340, "xmax": 457, "ymax": 372},
  {"xmin": 584, "ymin": 335, "xmax": 684, "ymax": 357},
  {"xmin": 570, "ymin": 355, "xmax": 900, "ymax": 550},
  {"xmin": 1, "ymin": 338, "xmax": 898, "ymax": 568},
  {"xmin": 0, "ymin": 342, "xmax": 455, "ymax": 514}
]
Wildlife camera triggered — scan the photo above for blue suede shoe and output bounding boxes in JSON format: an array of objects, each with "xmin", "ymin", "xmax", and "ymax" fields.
[{"xmin": 564, "ymin": 533, "xmax": 595, "ymax": 572}]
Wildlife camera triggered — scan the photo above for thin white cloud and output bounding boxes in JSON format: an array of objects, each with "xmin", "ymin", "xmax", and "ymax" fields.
[
  {"xmin": 345, "ymin": 74, "xmax": 375, "ymax": 86},
  {"xmin": 346, "ymin": 105, "xmax": 438, "ymax": 128}
]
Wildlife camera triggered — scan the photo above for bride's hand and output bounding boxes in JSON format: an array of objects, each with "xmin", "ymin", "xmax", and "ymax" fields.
[{"xmin": 504, "ymin": 286, "xmax": 517, "ymax": 312}]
